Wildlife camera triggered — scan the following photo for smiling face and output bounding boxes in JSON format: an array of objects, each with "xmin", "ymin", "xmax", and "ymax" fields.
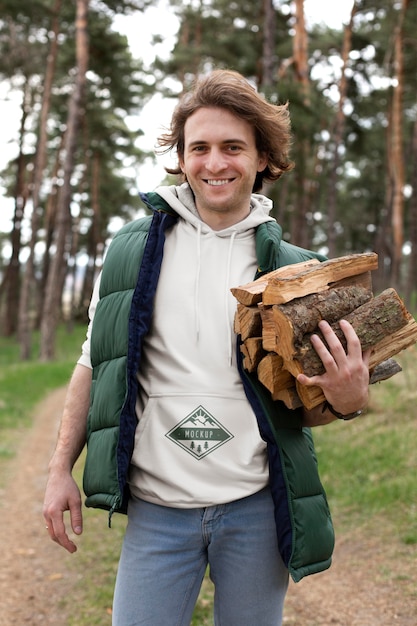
[{"xmin": 179, "ymin": 107, "xmax": 268, "ymax": 230}]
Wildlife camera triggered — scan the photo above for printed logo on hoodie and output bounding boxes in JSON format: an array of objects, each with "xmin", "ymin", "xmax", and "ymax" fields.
[{"xmin": 165, "ymin": 405, "xmax": 233, "ymax": 460}]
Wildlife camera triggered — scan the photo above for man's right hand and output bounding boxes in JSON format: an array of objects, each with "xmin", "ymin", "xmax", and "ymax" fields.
[
  {"xmin": 43, "ymin": 470, "xmax": 83, "ymax": 553},
  {"xmin": 42, "ymin": 363, "xmax": 92, "ymax": 553}
]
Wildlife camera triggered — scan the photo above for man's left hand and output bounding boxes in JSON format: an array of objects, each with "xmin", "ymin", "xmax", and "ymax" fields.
[{"xmin": 297, "ymin": 319, "xmax": 370, "ymax": 426}]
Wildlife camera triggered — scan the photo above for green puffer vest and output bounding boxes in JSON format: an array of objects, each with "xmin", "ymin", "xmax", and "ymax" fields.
[{"xmin": 83, "ymin": 192, "xmax": 334, "ymax": 583}]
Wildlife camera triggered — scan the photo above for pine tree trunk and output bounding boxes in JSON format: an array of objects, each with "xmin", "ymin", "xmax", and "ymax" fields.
[
  {"xmin": 40, "ymin": 0, "xmax": 89, "ymax": 360},
  {"xmin": 406, "ymin": 117, "xmax": 417, "ymax": 309},
  {"xmin": 291, "ymin": 0, "xmax": 311, "ymax": 250},
  {"xmin": 293, "ymin": 0, "xmax": 309, "ymax": 104},
  {"xmin": 0, "ymin": 79, "xmax": 31, "ymax": 336},
  {"xmin": 18, "ymin": 0, "xmax": 61, "ymax": 359},
  {"xmin": 326, "ymin": 3, "xmax": 356, "ymax": 258},
  {"xmin": 389, "ymin": 0, "xmax": 408, "ymax": 288},
  {"xmin": 261, "ymin": 0, "xmax": 276, "ymax": 88}
]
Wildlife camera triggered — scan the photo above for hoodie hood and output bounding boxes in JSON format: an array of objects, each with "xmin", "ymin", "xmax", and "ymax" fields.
[{"xmin": 154, "ymin": 182, "xmax": 275, "ymax": 235}]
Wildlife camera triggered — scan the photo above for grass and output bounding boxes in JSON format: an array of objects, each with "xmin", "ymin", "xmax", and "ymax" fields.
[
  {"xmin": 1, "ymin": 327, "xmax": 416, "ymax": 623},
  {"xmin": 314, "ymin": 346, "xmax": 417, "ymax": 545},
  {"xmin": 0, "ymin": 324, "xmax": 86, "ymax": 468}
]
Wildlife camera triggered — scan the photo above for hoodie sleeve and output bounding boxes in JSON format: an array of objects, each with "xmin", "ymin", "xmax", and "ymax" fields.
[{"xmin": 77, "ymin": 272, "xmax": 102, "ymax": 369}]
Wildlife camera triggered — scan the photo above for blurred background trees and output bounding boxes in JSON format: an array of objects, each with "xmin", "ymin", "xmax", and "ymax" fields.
[{"xmin": 0, "ymin": 0, "xmax": 416, "ymax": 359}]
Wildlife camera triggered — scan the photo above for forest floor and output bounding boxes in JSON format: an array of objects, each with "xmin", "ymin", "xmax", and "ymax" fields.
[{"xmin": 0, "ymin": 386, "xmax": 416, "ymax": 625}]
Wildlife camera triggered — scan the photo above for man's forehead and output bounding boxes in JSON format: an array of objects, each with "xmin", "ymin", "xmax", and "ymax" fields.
[{"xmin": 183, "ymin": 107, "xmax": 256, "ymax": 143}]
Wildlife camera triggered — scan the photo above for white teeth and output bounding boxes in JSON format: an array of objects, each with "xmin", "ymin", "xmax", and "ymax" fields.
[{"xmin": 207, "ymin": 179, "xmax": 230, "ymax": 186}]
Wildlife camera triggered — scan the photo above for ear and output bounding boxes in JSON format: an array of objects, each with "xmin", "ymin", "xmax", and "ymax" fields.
[
  {"xmin": 179, "ymin": 156, "xmax": 186, "ymax": 173},
  {"xmin": 257, "ymin": 152, "xmax": 268, "ymax": 172}
]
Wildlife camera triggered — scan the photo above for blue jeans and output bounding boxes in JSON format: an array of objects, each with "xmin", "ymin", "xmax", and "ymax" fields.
[{"xmin": 112, "ymin": 487, "xmax": 289, "ymax": 625}]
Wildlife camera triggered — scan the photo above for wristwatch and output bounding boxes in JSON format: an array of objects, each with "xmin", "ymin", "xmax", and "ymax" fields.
[{"xmin": 322, "ymin": 400, "xmax": 363, "ymax": 421}]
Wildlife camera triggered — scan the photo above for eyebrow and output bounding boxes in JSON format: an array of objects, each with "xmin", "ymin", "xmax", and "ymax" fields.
[{"xmin": 187, "ymin": 139, "xmax": 248, "ymax": 147}]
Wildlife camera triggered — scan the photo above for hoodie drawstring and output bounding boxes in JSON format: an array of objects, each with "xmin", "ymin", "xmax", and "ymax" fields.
[
  {"xmin": 195, "ymin": 222, "xmax": 202, "ymax": 342},
  {"xmin": 225, "ymin": 230, "xmax": 237, "ymax": 366},
  {"xmin": 194, "ymin": 226, "xmax": 237, "ymax": 367}
]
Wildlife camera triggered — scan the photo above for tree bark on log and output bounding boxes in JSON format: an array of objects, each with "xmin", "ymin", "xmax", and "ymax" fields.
[
  {"xmin": 368, "ymin": 317, "xmax": 417, "ymax": 370},
  {"xmin": 295, "ymin": 317, "xmax": 417, "ymax": 409},
  {"xmin": 242, "ymin": 333, "xmax": 414, "ymax": 411},
  {"xmin": 369, "ymin": 358, "xmax": 402, "ymax": 383},
  {"xmin": 294, "ymin": 288, "xmax": 411, "ymax": 377},
  {"xmin": 272, "ymin": 284, "xmax": 373, "ymax": 362}
]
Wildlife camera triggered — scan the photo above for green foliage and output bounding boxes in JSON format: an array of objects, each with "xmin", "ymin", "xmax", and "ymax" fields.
[
  {"xmin": 1, "ymin": 0, "xmax": 416, "ymax": 330},
  {"xmin": 154, "ymin": 0, "xmax": 292, "ymax": 87},
  {"xmin": 150, "ymin": 0, "xmax": 416, "ymax": 282},
  {"xmin": 0, "ymin": 0, "xmax": 155, "ymax": 271}
]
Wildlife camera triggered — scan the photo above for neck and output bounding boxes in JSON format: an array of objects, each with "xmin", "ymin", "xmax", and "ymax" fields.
[{"xmin": 196, "ymin": 206, "xmax": 251, "ymax": 231}]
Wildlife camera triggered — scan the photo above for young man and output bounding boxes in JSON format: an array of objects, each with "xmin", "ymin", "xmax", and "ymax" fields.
[{"xmin": 43, "ymin": 70, "xmax": 369, "ymax": 625}]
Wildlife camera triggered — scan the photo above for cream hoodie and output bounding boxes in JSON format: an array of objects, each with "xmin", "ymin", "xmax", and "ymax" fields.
[{"xmin": 80, "ymin": 183, "xmax": 276, "ymax": 508}]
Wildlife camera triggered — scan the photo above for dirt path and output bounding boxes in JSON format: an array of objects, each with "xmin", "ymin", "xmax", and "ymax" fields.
[
  {"xmin": 0, "ymin": 387, "xmax": 76, "ymax": 625},
  {"xmin": 284, "ymin": 536, "xmax": 416, "ymax": 625},
  {"xmin": 0, "ymin": 388, "xmax": 416, "ymax": 625}
]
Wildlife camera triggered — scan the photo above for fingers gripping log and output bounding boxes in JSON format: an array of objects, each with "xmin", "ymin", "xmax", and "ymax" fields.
[
  {"xmin": 232, "ymin": 253, "xmax": 417, "ymax": 410},
  {"xmin": 293, "ymin": 288, "xmax": 412, "ymax": 377}
]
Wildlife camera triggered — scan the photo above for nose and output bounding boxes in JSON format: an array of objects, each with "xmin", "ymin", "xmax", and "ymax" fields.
[{"xmin": 205, "ymin": 147, "xmax": 227, "ymax": 173}]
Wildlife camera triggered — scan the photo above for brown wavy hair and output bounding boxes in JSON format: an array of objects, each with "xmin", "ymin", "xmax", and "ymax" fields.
[{"xmin": 157, "ymin": 69, "xmax": 294, "ymax": 193}]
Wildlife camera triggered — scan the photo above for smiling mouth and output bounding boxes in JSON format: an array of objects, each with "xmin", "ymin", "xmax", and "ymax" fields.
[{"xmin": 205, "ymin": 179, "xmax": 233, "ymax": 186}]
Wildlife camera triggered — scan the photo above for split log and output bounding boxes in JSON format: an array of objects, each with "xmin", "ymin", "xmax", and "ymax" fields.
[
  {"xmin": 231, "ymin": 258, "xmax": 321, "ymax": 306},
  {"xmin": 369, "ymin": 358, "xmax": 402, "ymax": 383},
  {"xmin": 295, "ymin": 382, "xmax": 324, "ymax": 410},
  {"xmin": 237, "ymin": 276, "xmax": 373, "ymax": 352},
  {"xmin": 262, "ymin": 253, "xmax": 378, "ymax": 305},
  {"xmin": 271, "ymin": 284, "xmax": 373, "ymax": 364},
  {"xmin": 240, "ymin": 337, "xmax": 266, "ymax": 373},
  {"xmin": 293, "ymin": 288, "xmax": 412, "ymax": 378},
  {"xmin": 257, "ymin": 353, "xmax": 294, "ymax": 397},
  {"xmin": 260, "ymin": 273, "xmax": 373, "ymax": 351},
  {"xmin": 330, "ymin": 271, "xmax": 373, "ymax": 292},
  {"xmin": 234, "ymin": 303, "xmax": 262, "ymax": 340},
  {"xmin": 273, "ymin": 387, "xmax": 303, "ymax": 409},
  {"xmin": 259, "ymin": 305, "xmax": 279, "ymax": 352}
]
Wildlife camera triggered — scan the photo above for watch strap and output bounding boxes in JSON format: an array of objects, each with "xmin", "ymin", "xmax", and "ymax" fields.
[{"xmin": 322, "ymin": 400, "xmax": 363, "ymax": 421}]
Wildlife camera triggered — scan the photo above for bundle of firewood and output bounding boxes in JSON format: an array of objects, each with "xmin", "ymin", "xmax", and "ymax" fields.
[{"xmin": 232, "ymin": 253, "xmax": 417, "ymax": 410}]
